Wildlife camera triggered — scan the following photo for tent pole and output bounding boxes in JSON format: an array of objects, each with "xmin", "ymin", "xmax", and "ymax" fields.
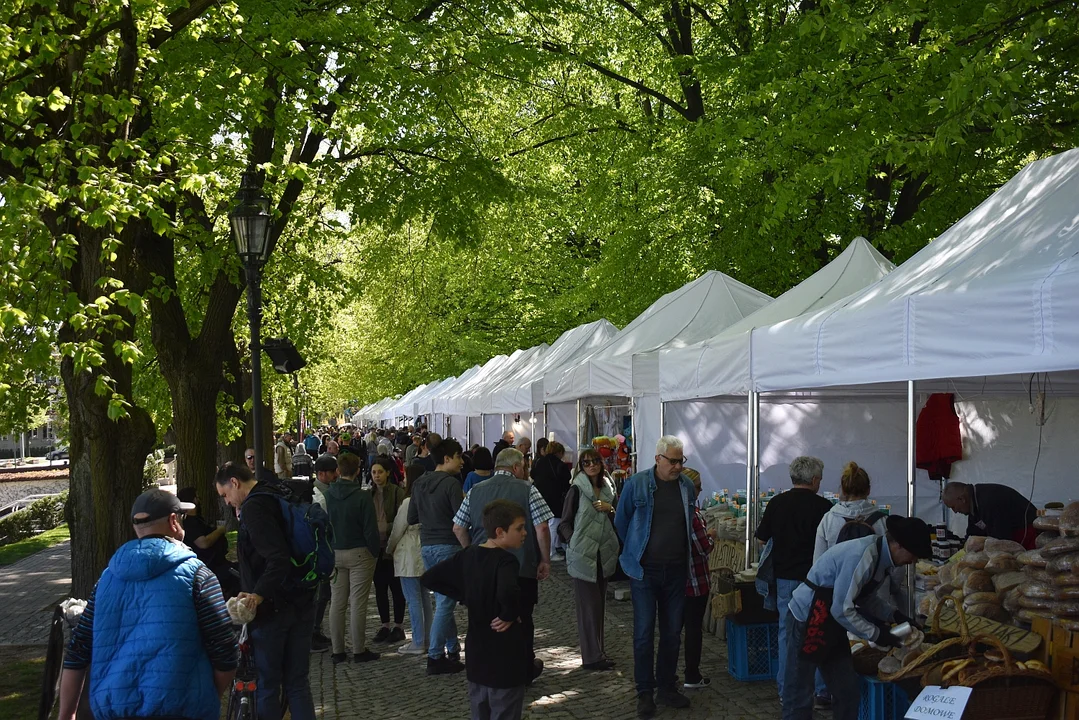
[
  {"xmin": 541, "ymin": 403, "xmax": 548, "ymax": 442},
  {"xmin": 744, "ymin": 392, "xmax": 755, "ymax": 567},
  {"xmin": 660, "ymin": 400, "xmax": 666, "ymax": 436},
  {"xmin": 751, "ymin": 391, "xmax": 761, "ymax": 565},
  {"xmin": 629, "ymin": 396, "xmax": 638, "ymax": 473},
  {"xmin": 576, "ymin": 399, "xmax": 582, "ymax": 452},
  {"xmin": 907, "ymin": 380, "xmax": 917, "ymax": 618},
  {"xmin": 480, "ymin": 417, "xmax": 485, "ymax": 449}
]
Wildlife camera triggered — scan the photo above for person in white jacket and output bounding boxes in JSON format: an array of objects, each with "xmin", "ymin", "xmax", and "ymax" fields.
[
  {"xmin": 813, "ymin": 461, "xmax": 889, "ymax": 563},
  {"xmin": 388, "ymin": 464, "xmax": 433, "ymax": 655}
]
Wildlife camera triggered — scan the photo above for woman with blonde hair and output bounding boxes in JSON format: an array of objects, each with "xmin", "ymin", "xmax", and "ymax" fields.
[{"xmin": 812, "ymin": 461, "xmax": 888, "ymax": 562}]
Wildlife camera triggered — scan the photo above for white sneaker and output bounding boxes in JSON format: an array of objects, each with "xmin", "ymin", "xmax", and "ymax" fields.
[
  {"xmin": 397, "ymin": 642, "xmax": 426, "ymax": 655},
  {"xmin": 551, "ymin": 552, "xmax": 566, "ymax": 562}
]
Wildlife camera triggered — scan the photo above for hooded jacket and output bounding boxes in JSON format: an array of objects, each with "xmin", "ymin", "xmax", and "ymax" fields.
[
  {"xmin": 813, "ymin": 498, "xmax": 889, "ymax": 562},
  {"xmin": 407, "ymin": 470, "xmax": 464, "ymax": 546},
  {"xmin": 323, "ymin": 478, "xmax": 380, "ymax": 556},
  {"xmin": 89, "ymin": 537, "xmax": 219, "ymax": 720}
]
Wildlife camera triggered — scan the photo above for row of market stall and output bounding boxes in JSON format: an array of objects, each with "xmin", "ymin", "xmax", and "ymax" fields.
[{"xmin": 356, "ymin": 149, "xmax": 1079, "ymax": 545}]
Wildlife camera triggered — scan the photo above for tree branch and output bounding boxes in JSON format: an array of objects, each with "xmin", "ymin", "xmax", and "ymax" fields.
[
  {"xmin": 149, "ymin": 0, "xmax": 219, "ymax": 49},
  {"xmin": 610, "ymin": 0, "xmax": 676, "ymax": 55},
  {"xmin": 539, "ymin": 41, "xmax": 693, "ymax": 121}
]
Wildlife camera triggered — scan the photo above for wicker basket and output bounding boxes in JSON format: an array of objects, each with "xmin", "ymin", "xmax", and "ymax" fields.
[
  {"xmin": 923, "ymin": 595, "xmax": 972, "ymax": 645},
  {"xmin": 850, "ymin": 640, "xmax": 889, "ymax": 676},
  {"xmin": 710, "ymin": 568, "xmax": 741, "ymax": 620},
  {"xmin": 923, "ymin": 634, "xmax": 1056, "ymax": 720}
]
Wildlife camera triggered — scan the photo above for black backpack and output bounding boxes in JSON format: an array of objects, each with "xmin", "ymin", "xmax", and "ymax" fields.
[{"xmin": 836, "ymin": 510, "xmax": 887, "ymax": 544}]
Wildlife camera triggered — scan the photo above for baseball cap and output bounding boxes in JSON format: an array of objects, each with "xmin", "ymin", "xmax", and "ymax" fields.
[
  {"xmin": 131, "ymin": 489, "xmax": 196, "ymax": 525},
  {"xmin": 314, "ymin": 454, "xmax": 339, "ymax": 472}
]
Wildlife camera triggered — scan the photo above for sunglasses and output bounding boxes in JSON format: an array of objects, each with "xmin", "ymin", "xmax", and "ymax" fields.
[
  {"xmin": 582, "ymin": 458, "xmax": 602, "ymax": 466},
  {"xmin": 659, "ymin": 454, "xmax": 687, "ymax": 466},
  {"xmin": 245, "ymin": 455, "xmax": 255, "ymax": 461}
]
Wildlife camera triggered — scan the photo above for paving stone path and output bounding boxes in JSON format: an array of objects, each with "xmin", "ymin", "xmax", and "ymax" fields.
[{"xmin": 0, "ymin": 542, "xmax": 792, "ymax": 718}]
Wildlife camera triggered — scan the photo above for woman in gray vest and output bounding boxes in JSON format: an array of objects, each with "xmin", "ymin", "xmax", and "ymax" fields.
[{"xmin": 558, "ymin": 448, "xmax": 620, "ymax": 671}]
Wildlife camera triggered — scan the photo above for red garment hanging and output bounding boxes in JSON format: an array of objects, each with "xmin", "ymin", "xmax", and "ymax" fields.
[{"xmin": 916, "ymin": 393, "xmax": 963, "ymax": 480}]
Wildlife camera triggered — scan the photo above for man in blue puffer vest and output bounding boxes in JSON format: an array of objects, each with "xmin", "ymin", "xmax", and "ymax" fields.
[{"xmin": 57, "ymin": 488, "xmax": 238, "ymax": 720}]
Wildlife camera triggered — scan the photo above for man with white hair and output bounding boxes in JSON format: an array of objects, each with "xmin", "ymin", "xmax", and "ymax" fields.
[
  {"xmin": 614, "ymin": 436, "xmax": 696, "ymax": 718},
  {"xmin": 755, "ymin": 456, "xmax": 834, "ymax": 709}
]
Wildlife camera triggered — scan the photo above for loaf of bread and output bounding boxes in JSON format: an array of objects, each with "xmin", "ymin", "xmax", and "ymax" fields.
[
  {"xmin": 1061, "ymin": 503, "xmax": 1079, "ymax": 537},
  {"xmin": 963, "ymin": 570, "xmax": 994, "ymax": 594},
  {"xmin": 992, "ymin": 571, "xmax": 1025, "ymax": 593},
  {"xmin": 1041, "ymin": 537, "xmax": 1079, "ymax": 557},
  {"xmin": 985, "ymin": 538, "xmax": 1026, "ymax": 554}
]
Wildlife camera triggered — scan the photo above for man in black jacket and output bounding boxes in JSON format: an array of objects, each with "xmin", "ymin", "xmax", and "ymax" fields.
[
  {"xmin": 943, "ymin": 482, "xmax": 1039, "ymax": 548},
  {"xmin": 215, "ymin": 462, "xmax": 316, "ymax": 720}
]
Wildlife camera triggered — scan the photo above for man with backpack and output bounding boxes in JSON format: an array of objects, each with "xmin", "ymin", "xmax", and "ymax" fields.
[
  {"xmin": 215, "ymin": 461, "xmax": 327, "ymax": 720},
  {"xmin": 754, "ymin": 456, "xmax": 834, "ymax": 709}
]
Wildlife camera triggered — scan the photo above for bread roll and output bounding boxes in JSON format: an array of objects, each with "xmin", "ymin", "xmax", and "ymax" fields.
[
  {"xmin": 985, "ymin": 538, "xmax": 1026, "ymax": 554},
  {"xmin": 960, "ymin": 551, "xmax": 989, "ymax": 569},
  {"xmin": 1018, "ymin": 550, "xmax": 1049, "ymax": 568},
  {"xmin": 1034, "ymin": 516, "xmax": 1060, "ymax": 532},
  {"xmin": 1060, "ymin": 502, "xmax": 1079, "ymax": 537},
  {"xmin": 992, "ymin": 571, "xmax": 1025, "ymax": 593},
  {"xmin": 963, "ymin": 570, "xmax": 994, "ymax": 594},
  {"xmin": 965, "ymin": 536, "xmax": 987, "ymax": 552},
  {"xmin": 1019, "ymin": 594, "xmax": 1054, "ymax": 610},
  {"xmin": 1041, "ymin": 537, "xmax": 1079, "ymax": 557},
  {"xmin": 1047, "ymin": 552, "xmax": 1079, "ymax": 574},
  {"xmin": 985, "ymin": 554, "xmax": 1020, "ymax": 572},
  {"xmin": 1020, "ymin": 581, "xmax": 1055, "ymax": 599}
]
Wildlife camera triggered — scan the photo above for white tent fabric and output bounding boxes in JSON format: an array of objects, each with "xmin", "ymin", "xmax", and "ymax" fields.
[
  {"xmin": 434, "ymin": 352, "xmax": 518, "ymax": 416},
  {"xmin": 753, "ymin": 149, "xmax": 1079, "ymax": 392},
  {"xmin": 460, "ymin": 345, "xmax": 549, "ymax": 416},
  {"xmin": 545, "ymin": 271, "xmax": 772, "ymax": 402},
  {"xmin": 407, "ymin": 378, "xmax": 451, "ymax": 419},
  {"xmin": 384, "ymin": 384, "xmax": 428, "ymax": 423},
  {"xmin": 660, "ymin": 238, "xmax": 895, "ymax": 400},
  {"xmin": 483, "ymin": 320, "xmax": 619, "ymax": 414},
  {"xmin": 423, "ymin": 366, "xmax": 481, "ymax": 417}
]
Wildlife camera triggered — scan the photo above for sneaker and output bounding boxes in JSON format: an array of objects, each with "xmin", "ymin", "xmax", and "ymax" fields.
[
  {"xmin": 814, "ymin": 693, "xmax": 833, "ymax": 709},
  {"xmin": 310, "ymin": 635, "xmax": 331, "ymax": 653},
  {"xmin": 551, "ymin": 552, "xmax": 566, "ymax": 562},
  {"xmin": 656, "ymin": 687, "xmax": 691, "ymax": 708},
  {"xmin": 372, "ymin": 627, "xmax": 391, "ymax": 643},
  {"xmin": 389, "ymin": 627, "xmax": 406, "ymax": 643},
  {"xmin": 397, "ymin": 642, "xmax": 426, "ymax": 655},
  {"xmin": 582, "ymin": 659, "xmax": 616, "ymax": 671},
  {"xmin": 637, "ymin": 692, "xmax": 656, "ymax": 719},
  {"xmin": 683, "ymin": 676, "xmax": 710, "ymax": 689},
  {"xmin": 331, "ymin": 653, "xmax": 348, "ymax": 665},
  {"xmin": 353, "ymin": 649, "xmax": 380, "ymax": 662}
]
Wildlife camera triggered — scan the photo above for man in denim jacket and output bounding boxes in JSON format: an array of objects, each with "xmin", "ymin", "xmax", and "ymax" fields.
[{"xmin": 614, "ymin": 435, "xmax": 695, "ymax": 719}]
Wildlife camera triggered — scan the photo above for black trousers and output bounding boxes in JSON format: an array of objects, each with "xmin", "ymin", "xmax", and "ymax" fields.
[
  {"xmin": 373, "ymin": 554, "xmax": 405, "ymax": 624},
  {"xmin": 683, "ymin": 593, "xmax": 709, "ymax": 683}
]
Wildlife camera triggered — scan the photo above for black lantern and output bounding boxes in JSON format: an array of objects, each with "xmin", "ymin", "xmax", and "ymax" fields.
[{"xmin": 229, "ymin": 171, "xmax": 272, "ymax": 270}]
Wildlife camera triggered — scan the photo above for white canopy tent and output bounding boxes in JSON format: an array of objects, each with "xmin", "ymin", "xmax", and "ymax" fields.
[
  {"xmin": 383, "ymin": 384, "xmax": 428, "ymax": 425},
  {"xmin": 423, "ymin": 365, "xmax": 482, "ymax": 439},
  {"xmin": 656, "ymin": 238, "xmax": 896, "ymax": 505},
  {"xmin": 739, "ymin": 150, "xmax": 1079, "ymax": 567},
  {"xmin": 407, "ymin": 377, "xmax": 451, "ymax": 429},
  {"xmin": 544, "ymin": 271, "xmax": 771, "ymax": 463}
]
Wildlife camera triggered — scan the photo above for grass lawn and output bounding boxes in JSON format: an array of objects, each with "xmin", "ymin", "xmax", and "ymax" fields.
[
  {"xmin": 0, "ymin": 655, "xmax": 46, "ymax": 719},
  {"xmin": 0, "ymin": 525, "xmax": 70, "ymax": 566}
]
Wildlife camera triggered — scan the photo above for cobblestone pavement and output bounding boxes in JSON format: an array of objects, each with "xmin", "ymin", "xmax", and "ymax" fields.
[
  {"xmin": 0, "ymin": 542, "xmax": 793, "ymax": 718},
  {"xmin": 312, "ymin": 561, "xmax": 786, "ymax": 720},
  {"xmin": 0, "ymin": 540, "xmax": 71, "ymax": 645}
]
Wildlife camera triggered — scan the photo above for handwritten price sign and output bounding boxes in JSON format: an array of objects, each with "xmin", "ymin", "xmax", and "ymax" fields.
[{"xmin": 904, "ymin": 686, "xmax": 972, "ymax": 720}]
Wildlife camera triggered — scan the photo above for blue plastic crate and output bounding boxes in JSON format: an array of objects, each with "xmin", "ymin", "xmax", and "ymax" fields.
[
  {"xmin": 858, "ymin": 677, "xmax": 911, "ymax": 720},
  {"xmin": 725, "ymin": 619, "xmax": 779, "ymax": 681}
]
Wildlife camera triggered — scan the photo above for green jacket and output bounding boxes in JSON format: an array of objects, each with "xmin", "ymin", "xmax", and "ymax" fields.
[{"xmin": 322, "ymin": 478, "xmax": 380, "ymax": 556}]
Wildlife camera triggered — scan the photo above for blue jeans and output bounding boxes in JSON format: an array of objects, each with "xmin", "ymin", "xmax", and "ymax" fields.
[
  {"xmin": 629, "ymin": 563, "xmax": 687, "ymax": 694},
  {"xmin": 250, "ymin": 600, "xmax": 316, "ymax": 720},
  {"xmin": 776, "ymin": 579, "xmax": 827, "ymax": 700},
  {"xmin": 780, "ymin": 612, "xmax": 860, "ymax": 720},
  {"xmin": 422, "ymin": 543, "xmax": 462, "ymax": 659},
  {"xmin": 400, "ymin": 576, "xmax": 433, "ymax": 648}
]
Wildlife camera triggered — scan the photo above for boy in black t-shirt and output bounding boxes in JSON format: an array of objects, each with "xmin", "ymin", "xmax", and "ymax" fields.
[{"xmin": 422, "ymin": 499, "xmax": 529, "ymax": 720}]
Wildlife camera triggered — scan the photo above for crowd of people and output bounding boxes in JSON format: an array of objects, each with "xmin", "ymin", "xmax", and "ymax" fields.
[{"xmin": 55, "ymin": 418, "xmax": 945, "ymax": 720}]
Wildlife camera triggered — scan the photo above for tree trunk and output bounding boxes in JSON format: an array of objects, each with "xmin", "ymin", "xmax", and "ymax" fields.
[
  {"xmin": 169, "ymin": 374, "xmax": 223, "ymax": 522},
  {"xmin": 59, "ymin": 329, "xmax": 155, "ymax": 597}
]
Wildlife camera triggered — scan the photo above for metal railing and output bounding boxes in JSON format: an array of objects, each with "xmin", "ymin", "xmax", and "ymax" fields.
[{"xmin": 0, "ymin": 493, "xmax": 63, "ymax": 520}]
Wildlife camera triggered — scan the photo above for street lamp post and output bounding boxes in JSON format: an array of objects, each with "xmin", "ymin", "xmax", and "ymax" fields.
[{"xmin": 230, "ymin": 170, "xmax": 273, "ymax": 472}]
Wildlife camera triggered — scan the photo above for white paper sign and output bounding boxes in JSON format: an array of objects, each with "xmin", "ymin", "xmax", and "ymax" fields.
[{"xmin": 904, "ymin": 686, "xmax": 973, "ymax": 720}]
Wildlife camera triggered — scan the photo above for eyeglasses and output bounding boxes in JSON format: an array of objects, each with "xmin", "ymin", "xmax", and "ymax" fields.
[
  {"xmin": 582, "ymin": 458, "xmax": 602, "ymax": 466},
  {"xmin": 659, "ymin": 454, "xmax": 687, "ymax": 466},
  {"xmin": 245, "ymin": 455, "xmax": 255, "ymax": 461}
]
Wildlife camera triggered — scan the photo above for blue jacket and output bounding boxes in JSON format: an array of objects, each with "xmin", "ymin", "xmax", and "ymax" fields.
[
  {"xmin": 90, "ymin": 537, "xmax": 220, "ymax": 720},
  {"xmin": 613, "ymin": 466, "xmax": 695, "ymax": 580},
  {"xmin": 787, "ymin": 534, "xmax": 905, "ymax": 642}
]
